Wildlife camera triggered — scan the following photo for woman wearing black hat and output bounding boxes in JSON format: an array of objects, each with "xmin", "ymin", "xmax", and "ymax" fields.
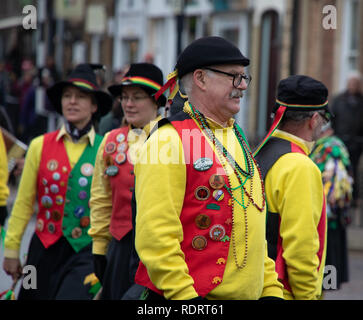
[
  {"xmin": 2, "ymin": 63, "xmax": 112, "ymax": 300},
  {"xmin": 88, "ymin": 63, "xmax": 165, "ymax": 300}
]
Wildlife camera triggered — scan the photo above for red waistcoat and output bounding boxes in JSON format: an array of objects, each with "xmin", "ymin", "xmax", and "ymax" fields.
[
  {"xmin": 103, "ymin": 126, "xmax": 134, "ymax": 240},
  {"xmin": 135, "ymin": 112, "xmax": 234, "ymax": 297}
]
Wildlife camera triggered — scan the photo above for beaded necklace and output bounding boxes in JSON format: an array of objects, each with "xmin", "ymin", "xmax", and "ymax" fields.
[{"xmin": 186, "ymin": 103, "xmax": 266, "ymax": 269}]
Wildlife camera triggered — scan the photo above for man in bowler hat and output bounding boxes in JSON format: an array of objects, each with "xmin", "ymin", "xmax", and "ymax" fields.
[
  {"xmin": 3, "ymin": 63, "xmax": 112, "ymax": 299},
  {"xmin": 254, "ymin": 75, "xmax": 330, "ymax": 299},
  {"xmin": 133, "ymin": 36, "xmax": 283, "ymax": 300}
]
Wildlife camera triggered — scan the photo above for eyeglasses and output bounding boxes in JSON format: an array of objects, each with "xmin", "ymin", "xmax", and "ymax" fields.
[
  {"xmin": 317, "ymin": 110, "xmax": 331, "ymax": 124},
  {"xmin": 203, "ymin": 67, "xmax": 252, "ymax": 88},
  {"xmin": 119, "ymin": 95, "xmax": 150, "ymax": 103}
]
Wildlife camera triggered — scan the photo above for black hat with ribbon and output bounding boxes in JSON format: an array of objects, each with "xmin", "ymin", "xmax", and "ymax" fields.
[
  {"xmin": 154, "ymin": 36, "xmax": 250, "ymax": 104},
  {"xmin": 254, "ymin": 75, "xmax": 332, "ymax": 156},
  {"xmin": 108, "ymin": 63, "xmax": 166, "ymax": 107},
  {"xmin": 46, "ymin": 63, "xmax": 113, "ymax": 118}
]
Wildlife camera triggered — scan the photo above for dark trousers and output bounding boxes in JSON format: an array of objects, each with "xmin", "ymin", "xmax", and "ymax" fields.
[
  {"xmin": 18, "ymin": 234, "xmax": 94, "ymax": 300},
  {"xmin": 101, "ymin": 231, "xmax": 141, "ymax": 300}
]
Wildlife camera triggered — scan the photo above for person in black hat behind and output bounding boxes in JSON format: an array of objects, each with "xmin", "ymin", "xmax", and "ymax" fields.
[
  {"xmin": 3, "ymin": 63, "xmax": 112, "ymax": 299},
  {"xmin": 133, "ymin": 36, "xmax": 283, "ymax": 300},
  {"xmin": 88, "ymin": 62, "xmax": 165, "ymax": 300},
  {"xmin": 254, "ymin": 75, "xmax": 330, "ymax": 299}
]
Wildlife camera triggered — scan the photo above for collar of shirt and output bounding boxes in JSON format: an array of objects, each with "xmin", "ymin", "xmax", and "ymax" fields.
[
  {"xmin": 273, "ymin": 129, "xmax": 315, "ymax": 155},
  {"xmin": 183, "ymin": 102, "xmax": 235, "ymax": 130},
  {"xmin": 56, "ymin": 124, "xmax": 96, "ymax": 146}
]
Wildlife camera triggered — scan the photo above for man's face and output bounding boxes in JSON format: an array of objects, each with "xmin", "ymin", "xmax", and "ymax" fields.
[{"xmin": 204, "ymin": 64, "xmax": 248, "ymax": 122}]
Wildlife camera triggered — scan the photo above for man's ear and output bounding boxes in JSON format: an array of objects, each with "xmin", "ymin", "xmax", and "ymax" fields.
[
  {"xmin": 193, "ymin": 69, "xmax": 207, "ymax": 91},
  {"xmin": 309, "ymin": 112, "xmax": 321, "ymax": 130}
]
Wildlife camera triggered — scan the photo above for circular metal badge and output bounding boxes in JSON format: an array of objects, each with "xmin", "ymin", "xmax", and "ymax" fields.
[
  {"xmin": 80, "ymin": 216, "xmax": 90, "ymax": 228},
  {"xmin": 105, "ymin": 142, "xmax": 117, "ymax": 154},
  {"xmin": 194, "ymin": 186, "xmax": 210, "ymax": 201},
  {"xmin": 209, "ymin": 224, "xmax": 226, "ymax": 241},
  {"xmin": 212, "ymin": 189, "xmax": 225, "ymax": 201},
  {"xmin": 192, "ymin": 235, "xmax": 208, "ymax": 250},
  {"xmin": 195, "ymin": 214, "xmax": 211, "ymax": 229},
  {"xmin": 209, "ymin": 174, "xmax": 225, "ymax": 190},
  {"xmin": 47, "ymin": 159, "xmax": 58, "ymax": 171},
  {"xmin": 116, "ymin": 133, "xmax": 126, "ymax": 143},
  {"xmin": 81, "ymin": 163, "xmax": 94, "ymax": 177},
  {"xmin": 115, "ymin": 153, "xmax": 127, "ymax": 165},
  {"xmin": 105, "ymin": 165, "xmax": 119, "ymax": 177},
  {"xmin": 71, "ymin": 227, "xmax": 82, "ymax": 239}
]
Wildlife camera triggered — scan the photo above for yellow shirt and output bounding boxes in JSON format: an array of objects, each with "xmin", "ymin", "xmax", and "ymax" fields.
[
  {"xmin": 4, "ymin": 125, "xmax": 96, "ymax": 259},
  {"xmin": 265, "ymin": 129, "xmax": 327, "ymax": 300},
  {"xmin": 88, "ymin": 117, "xmax": 162, "ymax": 255},
  {"xmin": 134, "ymin": 102, "xmax": 283, "ymax": 300},
  {"xmin": 0, "ymin": 131, "xmax": 9, "ymax": 207}
]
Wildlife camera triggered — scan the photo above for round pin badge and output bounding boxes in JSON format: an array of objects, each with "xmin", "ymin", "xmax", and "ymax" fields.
[
  {"xmin": 115, "ymin": 152, "xmax": 127, "ymax": 165},
  {"xmin": 80, "ymin": 216, "xmax": 90, "ymax": 228},
  {"xmin": 195, "ymin": 214, "xmax": 211, "ymax": 229},
  {"xmin": 105, "ymin": 141, "xmax": 117, "ymax": 154},
  {"xmin": 116, "ymin": 133, "xmax": 126, "ymax": 143},
  {"xmin": 71, "ymin": 227, "xmax": 82, "ymax": 239},
  {"xmin": 51, "ymin": 210, "xmax": 62, "ymax": 221},
  {"xmin": 209, "ymin": 224, "xmax": 226, "ymax": 241},
  {"xmin": 117, "ymin": 142, "xmax": 128, "ymax": 153},
  {"xmin": 42, "ymin": 178, "xmax": 48, "ymax": 186},
  {"xmin": 81, "ymin": 163, "xmax": 94, "ymax": 177},
  {"xmin": 55, "ymin": 195, "xmax": 64, "ymax": 205},
  {"xmin": 50, "ymin": 184, "xmax": 59, "ymax": 194},
  {"xmin": 193, "ymin": 157, "xmax": 213, "ymax": 172},
  {"xmin": 52, "ymin": 172, "xmax": 61, "ymax": 181},
  {"xmin": 74, "ymin": 206, "xmax": 85, "ymax": 218},
  {"xmin": 78, "ymin": 190, "xmax": 88, "ymax": 200},
  {"xmin": 78, "ymin": 177, "xmax": 88, "ymax": 187},
  {"xmin": 47, "ymin": 159, "xmax": 58, "ymax": 171},
  {"xmin": 212, "ymin": 189, "xmax": 225, "ymax": 202},
  {"xmin": 41, "ymin": 195, "xmax": 53, "ymax": 209},
  {"xmin": 105, "ymin": 165, "xmax": 119, "ymax": 177},
  {"xmin": 194, "ymin": 186, "xmax": 210, "ymax": 201},
  {"xmin": 36, "ymin": 219, "xmax": 44, "ymax": 232},
  {"xmin": 192, "ymin": 235, "xmax": 208, "ymax": 250},
  {"xmin": 47, "ymin": 222, "xmax": 56, "ymax": 234},
  {"xmin": 209, "ymin": 174, "xmax": 225, "ymax": 190},
  {"xmin": 62, "ymin": 166, "xmax": 68, "ymax": 173}
]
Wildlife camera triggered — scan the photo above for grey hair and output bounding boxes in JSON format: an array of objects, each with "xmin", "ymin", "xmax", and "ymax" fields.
[
  {"xmin": 179, "ymin": 69, "xmax": 216, "ymax": 97},
  {"xmin": 279, "ymin": 109, "xmax": 325, "ymax": 126}
]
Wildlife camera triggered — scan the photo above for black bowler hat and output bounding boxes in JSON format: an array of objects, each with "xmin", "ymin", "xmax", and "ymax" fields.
[
  {"xmin": 155, "ymin": 36, "xmax": 250, "ymax": 103},
  {"xmin": 254, "ymin": 75, "xmax": 332, "ymax": 156},
  {"xmin": 108, "ymin": 63, "xmax": 166, "ymax": 107},
  {"xmin": 46, "ymin": 63, "xmax": 113, "ymax": 118}
]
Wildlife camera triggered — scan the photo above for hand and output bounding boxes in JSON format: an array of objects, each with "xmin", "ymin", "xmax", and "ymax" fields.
[
  {"xmin": 3, "ymin": 257, "xmax": 23, "ymax": 281},
  {"xmin": 93, "ymin": 254, "xmax": 107, "ymax": 284},
  {"xmin": 13, "ymin": 158, "xmax": 25, "ymax": 177}
]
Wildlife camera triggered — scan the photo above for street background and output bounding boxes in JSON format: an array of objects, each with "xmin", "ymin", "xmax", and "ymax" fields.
[{"xmin": 1, "ymin": 0, "xmax": 363, "ymax": 300}]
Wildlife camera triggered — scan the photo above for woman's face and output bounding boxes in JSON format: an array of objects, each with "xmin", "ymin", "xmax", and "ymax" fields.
[
  {"xmin": 61, "ymin": 86, "xmax": 97, "ymax": 129},
  {"xmin": 120, "ymin": 86, "xmax": 158, "ymax": 128}
]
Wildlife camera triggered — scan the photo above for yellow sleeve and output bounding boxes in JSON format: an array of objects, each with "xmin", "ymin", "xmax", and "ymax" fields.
[
  {"xmin": 266, "ymin": 152, "xmax": 325, "ymax": 300},
  {"xmin": 88, "ymin": 133, "xmax": 113, "ymax": 255},
  {"xmin": 261, "ymin": 241, "xmax": 284, "ymax": 298},
  {"xmin": 134, "ymin": 124, "xmax": 198, "ymax": 300},
  {"xmin": 0, "ymin": 131, "xmax": 9, "ymax": 206},
  {"xmin": 4, "ymin": 136, "xmax": 43, "ymax": 258}
]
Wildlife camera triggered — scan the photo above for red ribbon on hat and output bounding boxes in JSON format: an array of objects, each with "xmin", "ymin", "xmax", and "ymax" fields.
[{"xmin": 253, "ymin": 105, "xmax": 286, "ymax": 157}]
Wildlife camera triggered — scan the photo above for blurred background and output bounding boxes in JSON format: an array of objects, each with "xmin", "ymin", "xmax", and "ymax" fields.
[{"xmin": 0, "ymin": 0, "xmax": 362, "ymax": 299}]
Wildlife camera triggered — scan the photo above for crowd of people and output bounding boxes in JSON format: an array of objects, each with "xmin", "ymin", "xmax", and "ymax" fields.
[{"xmin": 0, "ymin": 35, "xmax": 362, "ymax": 300}]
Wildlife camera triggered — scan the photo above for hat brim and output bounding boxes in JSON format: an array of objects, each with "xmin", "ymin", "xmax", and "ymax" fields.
[
  {"xmin": 108, "ymin": 82, "xmax": 167, "ymax": 107},
  {"xmin": 47, "ymin": 81, "xmax": 113, "ymax": 118}
]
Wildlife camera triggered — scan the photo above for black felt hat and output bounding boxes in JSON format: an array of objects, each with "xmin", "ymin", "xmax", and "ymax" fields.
[
  {"xmin": 154, "ymin": 36, "xmax": 249, "ymax": 103},
  {"xmin": 108, "ymin": 63, "xmax": 166, "ymax": 107},
  {"xmin": 273, "ymin": 75, "xmax": 331, "ymax": 114},
  {"xmin": 176, "ymin": 36, "xmax": 250, "ymax": 79},
  {"xmin": 46, "ymin": 63, "xmax": 113, "ymax": 118},
  {"xmin": 254, "ymin": 75, "xmax": 332, "ymax": 156}
]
